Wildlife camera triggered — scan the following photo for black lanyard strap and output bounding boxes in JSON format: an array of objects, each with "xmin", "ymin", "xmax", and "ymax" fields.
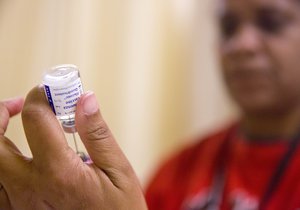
[
  {"xmin": 183, "ymin": 127, "xmax": 300, "ymax": 210},
  {"xmin": 259, "ymin": 130, "xmax": 300, "ymax": 210}
]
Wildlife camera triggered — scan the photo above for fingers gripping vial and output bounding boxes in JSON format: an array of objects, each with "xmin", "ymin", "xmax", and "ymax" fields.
[{"xmin": 42, "ymin": 64, "xmax": 88, "ymax": 161}]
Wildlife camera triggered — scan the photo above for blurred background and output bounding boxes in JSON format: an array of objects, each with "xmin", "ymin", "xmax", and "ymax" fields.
[{"xmin": 0, "ymin": 0, "xmax": 237, "ymax": 185}]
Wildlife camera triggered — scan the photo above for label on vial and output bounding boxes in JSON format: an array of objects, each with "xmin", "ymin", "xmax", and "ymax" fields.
[{"xmin": 44, "ymin": 78, "xmax": 83, "ymax": 117}]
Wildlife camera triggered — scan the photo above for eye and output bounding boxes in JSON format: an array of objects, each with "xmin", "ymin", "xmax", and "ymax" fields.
[
  {"xmin": 256, "ymin": 11, "xmax": 289, "ymax": 34},
  {"xmin": 220, "ymin": 14, "xmax": 239, "ymax": 39}
]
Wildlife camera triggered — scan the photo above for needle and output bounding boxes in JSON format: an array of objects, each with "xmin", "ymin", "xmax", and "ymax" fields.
[{"xmin": 72, "ymin": 132, "xmax": 79, "ymax": 154}]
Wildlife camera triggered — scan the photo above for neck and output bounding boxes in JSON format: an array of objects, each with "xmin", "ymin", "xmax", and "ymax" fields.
[{"xmin": 241, "ymin": 107, "xmax": 300, "ymax": 140}]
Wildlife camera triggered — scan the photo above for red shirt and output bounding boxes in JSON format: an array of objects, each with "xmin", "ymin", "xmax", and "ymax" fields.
[{"xmin": 145, "ymin": 125, "xmax": 300, "ymax": 210}]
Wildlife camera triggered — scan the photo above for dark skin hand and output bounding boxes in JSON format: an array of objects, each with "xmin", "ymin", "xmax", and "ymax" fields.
[{"xmin": 0, "ymin": 86, "xmax": 148, "ymax": 210}]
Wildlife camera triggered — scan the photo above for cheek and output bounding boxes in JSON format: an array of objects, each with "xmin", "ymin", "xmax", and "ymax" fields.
[
  {"xmin": 266, "ymin": 36, "xmax": 300, "ymax": 96},
  {"xmin": 218, "ymin": 45, "xmax": 231, "ymax": 81}
]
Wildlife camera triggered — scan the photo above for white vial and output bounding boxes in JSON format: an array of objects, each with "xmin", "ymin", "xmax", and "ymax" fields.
[{"xmin": 42, "ymin": 64, "xmax": 83, "ymax": 133}]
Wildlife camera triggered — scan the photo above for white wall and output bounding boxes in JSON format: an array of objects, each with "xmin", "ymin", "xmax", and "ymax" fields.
[{"xmin": 0, "ymin": 0, "xmax": 236, "ymax": 185}]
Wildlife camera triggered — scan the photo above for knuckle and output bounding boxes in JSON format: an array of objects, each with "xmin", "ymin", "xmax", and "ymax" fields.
[
  {"xmin": 107, "ymin": 160, "xmax": 135, "ymax": 179},
  {"xmin": 0, "ymin": 102, "xmax": 7, "ymax": 115},
  {"xmin": 0, "ymin": 127, "xmax": 5, "ymax": 136},
  {"xmin": 21, "ymin": 105, "xmax": 48, "ymax": 122},
  {"xmin": 45, "ymin": 166, "xmax": 73, "ymax": 188},
  {"xmin": 86, "ymin": 120, "xmax": 110, "ymax": 141},
  {"xmin": 0, "ymin": 103, "xmax": 8, "ymax": 135},
  {"xmin": 21, "ymin": 105, "xmax": 43, "ymax": 117},
  {"xmin": 21, "ymin": 106, "xmax": 42, "ymax": 118},
  {"xmin": 50, "ymin": 171, "xmax": 71, "ymax": 189},
  {"xmin": 120, "ymin": 161, "xmax": 135, "ymax": 178},
  {"xmin": 0, "ymin": 102, "xmax": 5, "ymax": 109},
  {"xmin": 119, "ymin": 162, "xmax": 134, "ymax": 178}
]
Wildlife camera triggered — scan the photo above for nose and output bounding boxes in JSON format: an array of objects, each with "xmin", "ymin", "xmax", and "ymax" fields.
[{"xmin": 223, "ymin": 24, "xmax": 263, "ymax": 59}]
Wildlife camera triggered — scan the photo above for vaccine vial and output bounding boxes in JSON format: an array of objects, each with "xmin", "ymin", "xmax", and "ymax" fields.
[{"xmin": 42, "ymin": 64, "xmax": 83, "ymax": 133}]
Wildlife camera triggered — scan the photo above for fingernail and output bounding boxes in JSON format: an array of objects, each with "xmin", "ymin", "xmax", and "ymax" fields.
[
  {"xmin": 82, "ymin": 91, "xmax": 99, "ymax": 115},
  {"xmin": 38, "ymin": 84, "xmax": 44, "ymax": 89}
]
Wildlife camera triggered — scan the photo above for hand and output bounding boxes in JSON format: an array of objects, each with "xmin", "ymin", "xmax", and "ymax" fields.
[{"xmin": 0, "ymin": 86, "xmax": 148, "ymax": 210}]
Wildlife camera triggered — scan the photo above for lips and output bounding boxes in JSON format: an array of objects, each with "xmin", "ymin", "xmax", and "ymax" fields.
[{"xmin": 226, "ymin": 67, "xmax": 272, "ymax": 92}]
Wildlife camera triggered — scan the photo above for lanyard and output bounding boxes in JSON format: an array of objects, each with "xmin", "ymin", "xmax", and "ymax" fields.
[
  {"xmin": 259, "ymin": 128, "xmax": 300, "ymax": 209},
  {"xmin": 184, "ymin": 127, "xmax": 300, "ymax": 210}
]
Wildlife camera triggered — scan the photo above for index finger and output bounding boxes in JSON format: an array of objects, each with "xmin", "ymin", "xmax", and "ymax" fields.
[
  {"xmin": 21, "ymin": 86, "xmax": 71, "ymax": 169},
  {"xmin": 0, "ymin": 97, "xmax": 24, "ymax": 136},
  {"xmin": 2, "ymin": 97, "xmax": 24, "ymax": 117}
]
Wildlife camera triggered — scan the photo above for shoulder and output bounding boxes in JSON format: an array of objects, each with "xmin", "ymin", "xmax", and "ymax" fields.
[
  {"xmin": 160, "ymin": 124, "xmax": 234, "ymax": 174},
  {"xmin": 145, "ymin": 124, "xmax": 236, "ymax": 207}
]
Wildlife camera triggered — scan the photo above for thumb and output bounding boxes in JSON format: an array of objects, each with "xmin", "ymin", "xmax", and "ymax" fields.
[{"xmin": 75, "ymin": 92, "xmax": 134, "ymax": 183}]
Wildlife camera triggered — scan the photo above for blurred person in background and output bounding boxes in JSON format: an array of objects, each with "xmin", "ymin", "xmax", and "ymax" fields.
[
  {"xmin": 1, "ymin": 0, "xmax": 300, "ymax": 209},
  {"xmin": 145, "ymin": 0, "xmax": 300, "ymax": 209}
]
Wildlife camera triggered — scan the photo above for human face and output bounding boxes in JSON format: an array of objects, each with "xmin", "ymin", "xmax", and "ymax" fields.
[{"xmin": 219, "ymin": 0, "xmax": 300, "ymax": 116}]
